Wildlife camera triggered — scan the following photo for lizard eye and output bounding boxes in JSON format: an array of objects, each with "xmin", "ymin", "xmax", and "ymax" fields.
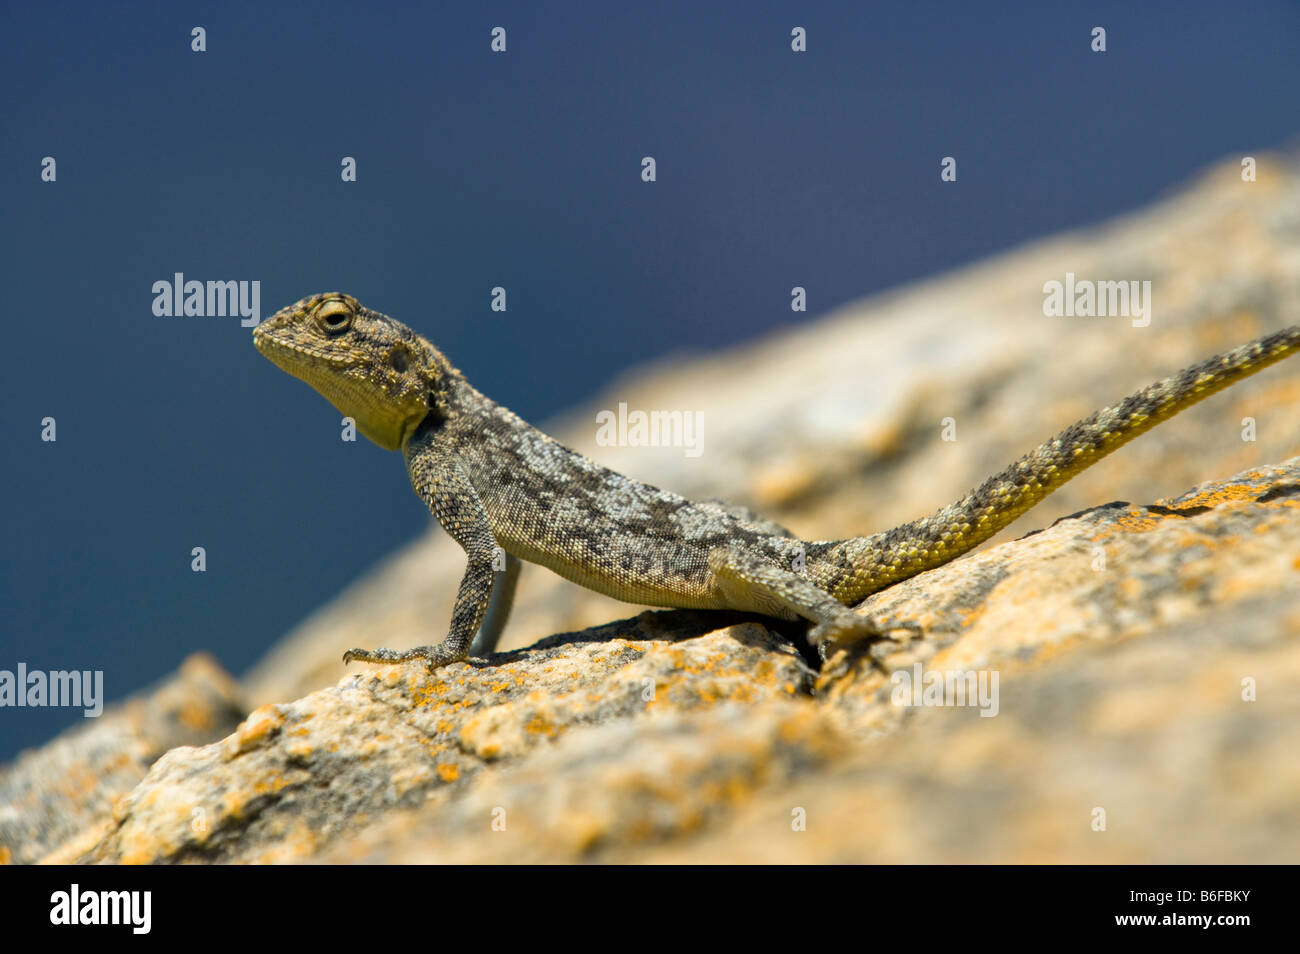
[{"xmin": 316, "ymin": 299, "xmax": 353, "ymax": 335}]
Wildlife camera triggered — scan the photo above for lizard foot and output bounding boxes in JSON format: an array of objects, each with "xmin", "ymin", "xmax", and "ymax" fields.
[
  {"xmin": 809, "ymin": 614, "xmax": 922, "ymax": 665},
  {"xmin": 343, "ymin": 642, "xmax": 469, "ymax": 672}
]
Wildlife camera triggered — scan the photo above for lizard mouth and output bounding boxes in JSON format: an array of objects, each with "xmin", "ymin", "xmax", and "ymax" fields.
[
  {"xmin": 251, "ymin": 323, "xmax": 276, "ymax": 353},
  {"xmin": 251, "ymin": 326, "xmax": 289, "ymax": 365},
  {"xmin": 252, "ymin": 326, "xmax": 348, "ymax": 369}
]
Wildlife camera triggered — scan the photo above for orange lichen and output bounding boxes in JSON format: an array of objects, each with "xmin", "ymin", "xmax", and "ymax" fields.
[
  {"xmin": 525, "ymin": 715, "xmax": 559, "ymax": 738},
  {"xmin": 229, "ymin": 705, "xmax": 284, "ymax": 755},
  {"xmin": 729, "ymin": 683, "xmax": 758, "ymax": 703},
  {"xmin": 409, "ymin": 681, "xmax": 452, "ymax": 708}
]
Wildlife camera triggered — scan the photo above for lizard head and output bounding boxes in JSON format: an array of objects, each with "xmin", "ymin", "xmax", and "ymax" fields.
[{"xmin": 254, "ymin": 293, "xmax": 445, "ymax": 451}]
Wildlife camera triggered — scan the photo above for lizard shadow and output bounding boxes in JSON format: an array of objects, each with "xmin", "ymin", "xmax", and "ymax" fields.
[{"xmin": 475, "ymin": 608, "xmax": 818, "ymax": 669}]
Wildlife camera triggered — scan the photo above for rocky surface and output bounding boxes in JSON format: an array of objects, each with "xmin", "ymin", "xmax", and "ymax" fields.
[
  {"xmin": 80, "ymin": 461, "xmax": 1300, "ymax": 864},
  {"xmin": 4, "ymin": 154, "xmax": 1300, "ymax": 864},
  {"xmin": 87, "ymin": 618, "xmax": 818, "ymax": 863},
  {"xmin": 0, "ymin": 654, "xmax": 243, "ymax": 864}
]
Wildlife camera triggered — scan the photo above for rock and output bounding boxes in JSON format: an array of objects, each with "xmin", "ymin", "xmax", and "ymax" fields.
[
  {"xmin": 85, "ymin": 617, "xmax": 814, "ymax": 863},
  {"xmin": 817, "ymin": 461, "xmax": 1300, "ymax": 731},
  {"xmin": 0, "ymin": 654, "xmax": 243, "ymax": 864},
  {"xmin": 636, "ymin": 597, "xmax": 1300, "ymax": 863},
  {"xmin": 84, "ymin": 461, "xmax": 1300, "ymax": 863}
]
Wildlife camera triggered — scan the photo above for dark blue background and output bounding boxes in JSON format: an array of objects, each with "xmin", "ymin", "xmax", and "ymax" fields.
[{"xmin": 3, "ymin": 0, "xmax": 1297, "ymax": 760}]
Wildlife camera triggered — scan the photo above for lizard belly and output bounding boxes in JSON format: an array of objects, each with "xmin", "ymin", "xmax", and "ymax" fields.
[{"xmin": 493, "ymin": 524, "xmax": 728, "ymax": 610}]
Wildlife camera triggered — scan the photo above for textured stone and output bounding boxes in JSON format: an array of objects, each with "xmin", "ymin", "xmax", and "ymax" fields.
[
  {"xmin": 79, "ymin": 461, "xmax": 1300, "ymax": 863},
  {"xmin": 0, "ymin": 654, "xmax": 243, "ymax": 864},
  {"xmin": 818, "ymin": 461, "xmax": 1300, "ymax": 730},
  {"xmin": 85, "ymin": 618, "xmax": 812, "ymax": 863},
  {"xmin": 314, "ymin": 462, "xmax": 1300, "ymax": 863}
]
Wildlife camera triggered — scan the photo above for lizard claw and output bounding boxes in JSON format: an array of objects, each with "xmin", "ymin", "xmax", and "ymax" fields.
[
  {"xmin": 341, "ymin": 647, "xmax": 409, "ymax": 665},
  {"xmin": 810, "ymin": 614, "xmax": 922, "ymax": 666}
]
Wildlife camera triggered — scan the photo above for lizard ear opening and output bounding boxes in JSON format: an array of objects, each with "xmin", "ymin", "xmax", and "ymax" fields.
[{"xmin": 425, "ymin": 387, "xmax": 450, "ymax": 423}]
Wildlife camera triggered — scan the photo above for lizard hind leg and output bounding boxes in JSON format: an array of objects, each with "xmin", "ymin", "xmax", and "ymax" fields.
[
  {"xmin": 470, "ymin": 553, "xmax": 522, "ymax": 657},
  {"xmin": 707, "ymin": 547, "xmax": 914, "ymax": 661}
]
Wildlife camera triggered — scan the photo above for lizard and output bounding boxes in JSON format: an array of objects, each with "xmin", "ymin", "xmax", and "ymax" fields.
[{"xmin": 253, "ymin": 292, "xmax": 1300, "ymax": 671}]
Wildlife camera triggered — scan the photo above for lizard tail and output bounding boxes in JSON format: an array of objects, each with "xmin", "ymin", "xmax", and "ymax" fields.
[{"xmin": 811, "ymin": 323, "xmax": 1300, "ymax": 605}]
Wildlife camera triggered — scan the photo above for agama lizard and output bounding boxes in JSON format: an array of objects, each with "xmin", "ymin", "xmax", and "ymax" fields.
[{"xmin": 254, "ymin": 293, "xmax": 1300, "ymax": 670}]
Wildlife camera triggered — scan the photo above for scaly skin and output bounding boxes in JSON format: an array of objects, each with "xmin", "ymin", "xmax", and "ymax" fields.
[{"xmin": 254, "ymin": 293, "xmax": 1300, "ymax": 668}]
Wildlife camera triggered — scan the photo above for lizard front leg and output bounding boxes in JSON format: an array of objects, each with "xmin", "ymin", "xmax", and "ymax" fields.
[{"xmin": 344, "ymin": 456, "xmax": 500, "ymax": 671}]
